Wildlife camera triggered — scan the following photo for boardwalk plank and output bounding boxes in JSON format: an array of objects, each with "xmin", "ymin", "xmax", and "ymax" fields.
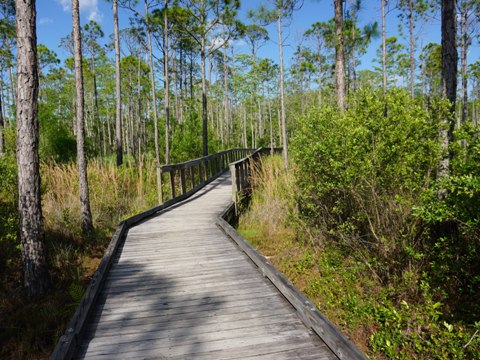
[{"xmin": 76, "ymin": 174, "xmax": 338, "ymax": 360}]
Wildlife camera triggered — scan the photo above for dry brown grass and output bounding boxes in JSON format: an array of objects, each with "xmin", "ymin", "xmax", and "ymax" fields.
[{"xmin": 41, "ymin": 159, "xmax": 158, "ymax": 240}]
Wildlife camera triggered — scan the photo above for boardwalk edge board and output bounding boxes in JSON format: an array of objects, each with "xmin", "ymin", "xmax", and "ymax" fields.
[
  {"xmin": 216, "ymin": 202, "xmax": 369, "ymax": 360},
  {"xmin": 50, "ymin": 148, "xmax": 257, "ymax": 360}
]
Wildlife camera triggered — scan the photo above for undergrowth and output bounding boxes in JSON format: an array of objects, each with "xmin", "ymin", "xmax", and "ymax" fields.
[
  {"xmin": 238, "ymin": 154, "xmax": 480, "ymax": 359},
  {"xmin": 0, "ymin": 156, "xmax": 158, "ymax": 359}
]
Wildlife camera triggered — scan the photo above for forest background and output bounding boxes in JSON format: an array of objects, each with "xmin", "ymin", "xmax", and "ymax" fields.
[{"xmin": 1, "ymin": 0, "xmax": 480, "ymax": 358}]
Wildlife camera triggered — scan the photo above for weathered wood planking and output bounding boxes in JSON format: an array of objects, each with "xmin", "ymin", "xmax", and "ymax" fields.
[{"xmin": 75, "ymin": 173, "xmax": 338, "ymax": 360}]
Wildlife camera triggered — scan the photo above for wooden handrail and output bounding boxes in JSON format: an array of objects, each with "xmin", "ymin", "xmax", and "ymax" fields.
[{"xmin": 159, "ymin": 148, "xmax": 256, "ymax": 203}]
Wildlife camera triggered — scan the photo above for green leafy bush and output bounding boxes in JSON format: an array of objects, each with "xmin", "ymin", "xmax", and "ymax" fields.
[{"xmin": 292, "ymin": 89, "xmax": 439, "ymax": 278}]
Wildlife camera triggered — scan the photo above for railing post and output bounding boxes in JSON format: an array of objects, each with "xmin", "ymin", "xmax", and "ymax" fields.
[
  {"xmin": 180, "ymin": 168, "xmax": 187, "ymax": 195},
  {"xmin": 170, "ymin": 170, "xmax": 176, "ymax": 199},
  {"xmin": 157, "ymin": 166, "xmax": 162, "ymax": 204},
  {"xmin": 190, "ymin": 166, "xmax": 195, "ymax": 190}
]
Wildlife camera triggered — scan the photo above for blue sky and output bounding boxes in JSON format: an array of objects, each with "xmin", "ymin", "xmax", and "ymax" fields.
[{"xmin": 36, "ymin": 0, "xmax": 478, "ymax": 72}]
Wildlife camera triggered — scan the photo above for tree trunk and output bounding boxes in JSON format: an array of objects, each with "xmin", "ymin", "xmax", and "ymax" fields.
[
  {"xmin": 438, "ymin": 0, "xmax": 458, "ymax": 180},
  {"xmin": 201, "ymin": 36, "xmax": 208, "ymax": 156},
  {"xmin": 15, "ymin": 0, "xmax": 49, "ymax": 297},
  {"xmin": 381, "ymin": 0, "xmax": 387, "ymax": 95},
  {"xmin": 409, "ymin": 0, "xmax": 415, "ymax": 97},
  {"xmin": 107, "ymin": 104, "xmax": 112, "ymax": 151},
  {"xmin": 0, "ymin": 80, "xmax": 6, "ymax": 127},
  {"xmin": 90, "ymin": 46, "xmax": 102, "ymax": 162},
  {"xmin": 145, "ymin": 0, "xmax": 162, "ymax": 203},
  {"xmin": 9, "ymin": 64, "xmax": 16, "ymax": 119},
  {"xmin": 334, "ymin": 0, "xmax": 346, "ymax": 111},
  {"xmin": 243, "ymin": 105, "xmax": 247, "ymax": 148},
  {"xmin": 164, "ymin": 0, "xmax": 170, "ymax": 163},
  {"xmin": 223, "ymin": 44, "xmax": 229, "ymax": 148},
  {"xmin": 0, "ymin": 88, "xmax": 4, "ymax": 156},
  {"xmin": 136, "ymin": 54, "xmax": 142, "ymax": 163},
  {"xmin": 113, "ymin": 0, "xmax": 123, "ymax": 166},
  {"xmin": 277, "ymin": 13, "xmax": 288, "ymax": 168},
  {"xmin": 460, "ymin": 4, "xmax": 468, "ymax": 124},
  {"xmin": 72, "ymin": 0, "xmax": 94, "ymax": 237}
]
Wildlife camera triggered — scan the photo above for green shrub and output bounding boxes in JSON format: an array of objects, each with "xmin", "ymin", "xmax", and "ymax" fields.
[{"xmin": 292, "ymin": 89, "xmax": 439, "ymax": 278}]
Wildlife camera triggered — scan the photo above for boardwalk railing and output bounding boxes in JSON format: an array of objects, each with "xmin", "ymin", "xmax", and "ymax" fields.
[
  {"xmin": 51, "ymin": 148, "xmax": 256, "ymax": 360},
  {"xmin": 160, "ymin": 148, "xmax": 253, "ymax": 202}
]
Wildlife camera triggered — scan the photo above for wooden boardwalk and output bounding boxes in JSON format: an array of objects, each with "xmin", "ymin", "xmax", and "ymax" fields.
[{"xmin": 76, "ymin": 173, "xmax": 338, "ymax": 359}]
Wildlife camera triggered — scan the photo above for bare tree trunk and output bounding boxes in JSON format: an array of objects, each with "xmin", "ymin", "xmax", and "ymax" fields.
[
  {"xmin": 90, "ymin": 45, "xmax": 102, "ymax": 162},
  {"xmin": 409, "ymin": 0, "xmax": 415, "ymax": 97},
  {"xmin": 9, "ymin": 65, "xmax": 16, "ymax": 118},
  {"xmin": 72, "ymin": 0, "xmax": 94, "ymax": 237},
  {"xmin": 0, "ymin": 80, "xmax": 6, "ymax": 127},
  {"xmin": 172, "ymin": 49, "xmax": 181, "ymax": 125},
  {"xmin": 136, "ymin": 54, "xmax": 142, "ymax": 163},
  {"xmin": 438, "ymin": 0, "xmax": 458, "ymax": 180},
  {"xmin": 381, "ymin": 0, "xmax": 387, "ymax": 95},
  {"xmin": 223, "ymin": 44, "xmax": 229, "ymax": 148},
  {"xmin": 201, "ymin": 36, "xmax": 208, "ymax": 156},
  {"xmin": 277, "ymin": 13, "xmax": 288, "ymax": 168},
  {"xmin": 334, "ymin": 0, "xmax": 346, "ymax": 111},
  {"xmin": 15, "ymin": 0, "xmax": 49, "ymax": 297},
  {"xmin": 243, "ymin": 105, "xmax": 247, "ymax": 148},
  {"xmin": 460, "ymin": 4, "xmax": 468, "ymax": 124},
  {"xmin": 107, "ymin": 103, "xmax": 112, "ymax": 151},
  {"xmin": 164, "ymin": 0, "xmax": 170, "ymax": 163},
  {"xmin": 145, "ymin": 0, "xmax": 162, "ymax": 203},
  {"xmin": 0, "ymin": 88, "xmax": 4, "ymax": 156},
  {"xmin": 113, "ymin": 0, "xmax": 123, "ymax": 166}
]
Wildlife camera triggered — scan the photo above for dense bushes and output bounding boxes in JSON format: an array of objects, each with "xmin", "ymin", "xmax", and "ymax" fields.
[
  {"xmin": 292, "ymin": 90, "xmax": 439, "ymax": 278},
  {"xmin": 239, "ymin": 153, "xmax": 480, "ymax": 359},
  {"xmin": 236, "ymin": 89, "xmax": 480, "ymax": 357}
]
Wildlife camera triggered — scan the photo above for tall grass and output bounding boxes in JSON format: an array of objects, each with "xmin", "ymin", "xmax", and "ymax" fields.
[
  {"xmin": 42, "ymin": 158, "xmax": 158, "ymax": 240},
  {"xmin": 239, "ymin": 155, "xmax": 296, "ymax": 240}
]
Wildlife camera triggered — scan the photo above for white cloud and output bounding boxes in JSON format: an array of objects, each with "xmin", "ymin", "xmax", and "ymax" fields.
[
  {"xmin": 39, "ymin": 17, "xmax": 53, "ymax": 25},
  {"xmin": 88, "ymin": 9, "xmax": 103, "ymax": 22},
  {"xmin": 57, "ymin": 0, "xmax": 69, "ymax": 11},
  {"xmin": 234, "ymin": 39, "xmax": 246, "ymax": 48},
  {"xmin": 56, "ymin": 0, "xmax": 103, "ymax": 23}
]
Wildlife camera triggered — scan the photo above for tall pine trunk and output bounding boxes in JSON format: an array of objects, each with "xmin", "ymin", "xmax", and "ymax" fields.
[
  {"xmin": 409, "ymin": 0, "xmax": 415, "ymax": 97},
  {"xmin": 334, "ymin": 0, "xmax": 346, "ymax": 111},
  {"xmin": 15, "ymin": 0, "xmax": 49, "ymax": 296},
  {"xmin": 382, "ymin": 0, "xmax": 387, "ymax": 95},
  {"xmin": 72, "ymin": 0, "xmax": 94, "ymax": 237},
  {"xmin": 113, "ymin": 0, "xmax": 123, "ymax": 166},
  {"xmin": 460, "ymin": 5, "xmax": 468, "ymax": 124},
  {"xmin": 145, "ymin": 0, "xmax": 162, "ymax": 203},
  {"xmin": 438, "ymin": 0, "xmax": 458, "ymax": 180},
  {"xmin": 164, "ymin": 0, "xmax": 170, "ymax": 164},
  {"xmin": 0, "ymin": 88, "xmax": 4, "ymax": 156},
  {"xmin": 90, "ymin": 46, "xmax": 102, "ymax": 161},
  {"xmin": 223, "ymin": 44, "xmax": 229, "ymax": 147},
  {"xmin": 277, "ymin": 12, "xmax": 288, "ymax": 168},
  {"xmin": 201, "ymin": 36, "xmax": 208, "ymax": 156}
]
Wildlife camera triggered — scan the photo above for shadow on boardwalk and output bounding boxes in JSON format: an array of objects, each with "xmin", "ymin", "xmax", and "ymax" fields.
[{"xmin": 78, "ymin": 261, "xmax": 226, "ymax": 359}]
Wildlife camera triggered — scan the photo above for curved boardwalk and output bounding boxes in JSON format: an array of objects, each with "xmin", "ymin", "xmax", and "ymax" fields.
[{"xmin": 77, "ymin": 173, "xmax": 337, "ymax": 359}]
